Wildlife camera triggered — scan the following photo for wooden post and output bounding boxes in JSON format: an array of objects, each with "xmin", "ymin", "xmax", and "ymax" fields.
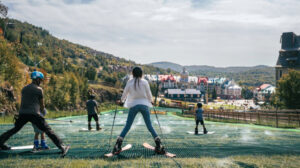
[
  {"xmin": 257, "ymin": 110, "xmax": 260, "ymax": 125},
  {"xmin": 298, "ymin": 110, "xmax": 300, "ymax": 127},
  {"xmin": 208, "ymin": 110, "xmax": 210, "ymax": 119},
  {"xmin": 275, "ymin": 107, "xmax": 278, "ymax": 128},
  {"xmin": 288, "ymin": 114, "xmax": 291, "ymax": 126},
  {"xmin": 244, "ymin": 107, "xmax": 246, "ymax": 123},
  {"xmin": 227, "ymin": 110, "xmax": 229, "ymax": 120}
]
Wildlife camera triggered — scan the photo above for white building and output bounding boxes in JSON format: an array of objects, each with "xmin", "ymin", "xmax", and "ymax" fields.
[{"xmin": 254, "ymin": 84, "xmax": 276, "ymax": 101}]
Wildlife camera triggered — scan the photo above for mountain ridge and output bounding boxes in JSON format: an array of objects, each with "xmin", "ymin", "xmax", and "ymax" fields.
[
  {"xmin": 150, "ymin": 61, "xmax": 272, "ymax": 73},
  {"xmin": 149, "ymin": 61, "xmax": 275, "ymax": 86}
]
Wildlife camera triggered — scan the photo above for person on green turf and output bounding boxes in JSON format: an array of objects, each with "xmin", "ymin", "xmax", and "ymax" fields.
[
  {"xmin": 195, "ymin": 102, "xmax": 208, "ymax": 135},
  {"xmin": 32, "ymin": 108, "xmax": 50, "ymax": 151},
  {"xmin": 0, "ymin": 70, "xmax": 69, "ymax": 156},
  {"xmin": 86, "ymin": 95, "xmax": 101, "ymax": 131},
  {"xmin": 113, "ymin": 66, "xmax": 165, "ymax": 155}
]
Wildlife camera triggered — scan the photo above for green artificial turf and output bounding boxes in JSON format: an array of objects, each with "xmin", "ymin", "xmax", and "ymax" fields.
[{"xmin": 1, "ymin": 108, "xmax": 300, "ymax": 167}]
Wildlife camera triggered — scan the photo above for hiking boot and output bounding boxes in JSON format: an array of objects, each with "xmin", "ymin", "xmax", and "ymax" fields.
[
  {"xmin": 88, "ymin": 124, "xmax": 92, "ymax": 131},
  {"xmin": 0, "ymin": 144, "xmax": 11, "ymax": 150},
  {"xmin": 154, "ymin": 137, "xmax": 166, "ymax": 154},
  {"xmin": 195, "ymin": 128, "xmax": 198, "ymax": 135},
  {"xmin": 112, "ymin": 137, "xmax": 123, "ymax": 155},
  {"xmin": 203, "ymin": 128, "xmax": 208, "ymax": 134}
]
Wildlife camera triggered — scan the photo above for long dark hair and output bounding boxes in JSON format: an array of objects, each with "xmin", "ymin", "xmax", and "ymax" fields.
[{"xmin": 132, "ymin": 66, "xmax": 143, "ymax": 90}]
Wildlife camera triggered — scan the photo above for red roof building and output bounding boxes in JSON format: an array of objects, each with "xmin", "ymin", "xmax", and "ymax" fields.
[
  {"xmin": 258, "ymin": 84, "xmax": 271, "ymax": 91},
  {"xmin": 160, "ymin": 75, "xmax": 176, "ymax": 82},
  {"xmin": 160, "ymin": 75, "xmax": 177, "ymax": 89},
  {"xmin": 197, "ymin": 77, "xmax": 208, "ymax": 85}
]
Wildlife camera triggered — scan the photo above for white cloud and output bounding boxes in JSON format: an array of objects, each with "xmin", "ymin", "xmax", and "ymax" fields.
[{"xmin": 3, "ymin": 0, "xmax": 300, "ymax": 66}]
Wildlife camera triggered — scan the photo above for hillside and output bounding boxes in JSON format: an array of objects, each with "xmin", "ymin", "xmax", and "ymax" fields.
[
  {"xmin": 0, "ymin": 18, "xmax": 167, "ymax": 113},
  {"xmin": 149, "ymin": 61, "xmax": 183, "ymax": 72},
  {"xmin": 150, "ymin": 62, "xmax": 275, "ymax": 86},
  {"xmin": 4, "ymin": 19, "xmax": 164, "ymax": 75}
]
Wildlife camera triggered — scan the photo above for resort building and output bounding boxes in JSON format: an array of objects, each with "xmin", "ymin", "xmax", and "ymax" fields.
[
  {"xmin": 160, "ymin": 75, "xmax": 177, "ymax": 89},
  {"xmin": 276, "ymin": 32, "xmax": 300, "ymax": 82},
  {"xmin": 164, "ymin": 89, "xmax": 201, "ymax": 102},
  {"xmin": 180, "ymin": 67, "xmax": 189, "ymax": 83},
  {"xmin": 221, "ymin": 80, "xmax": 242, "ymax": 99},
  {"xmin": 253, "ymin": 84, "xmax": 276, "ymax": 101}
]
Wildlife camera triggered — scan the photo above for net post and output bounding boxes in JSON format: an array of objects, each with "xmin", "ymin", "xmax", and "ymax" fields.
[{"xmin": 257, "ymin": 110, "xmax": 260, "ymax": 125}]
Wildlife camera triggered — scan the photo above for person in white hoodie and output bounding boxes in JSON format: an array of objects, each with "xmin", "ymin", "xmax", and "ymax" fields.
[{"xmin": 112, "ymin": 67, "xmax": 165, "ymax": 155}]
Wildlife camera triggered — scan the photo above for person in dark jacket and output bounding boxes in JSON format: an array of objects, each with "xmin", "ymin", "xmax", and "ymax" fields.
[
  {"xmin": 0, "ymin": 70, "xmax": 69, "ymax": 157},
  {"xmin": 195, "ymin": 102, "xmax": 208, "ymax": 135},
  {"xmin": 86, "ymin": 95, "xmax": 101, "ymax": 130}
]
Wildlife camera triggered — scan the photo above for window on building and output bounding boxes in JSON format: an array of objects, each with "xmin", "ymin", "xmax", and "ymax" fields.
[{"xmin": 280, "ymin": 70, "xmax": 282, "ymax": 78}]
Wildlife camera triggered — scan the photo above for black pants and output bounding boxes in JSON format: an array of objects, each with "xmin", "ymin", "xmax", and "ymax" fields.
[
  {"xmin": 196, "ymin": 119, "xmax": 204, "ymax": 126},
  {"xmin": 0, "ymin": 114, "xmax": 63, "ymax": 149},
  {"xmin": 88, "ymin": 114, "xmax": 99, "ymax": 122}
]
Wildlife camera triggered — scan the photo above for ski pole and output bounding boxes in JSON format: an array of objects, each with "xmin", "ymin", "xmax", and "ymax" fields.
[
  {"xmin": 46, "ymin": 118, "xmax": 73, "ymax": 123},
  {"xmin": 107, "ymin": 93, "xmax": 119, "ymax": 151},
  {"xmin": 154, "ymin": 73, "xmax": 165, "ymax": 140}
]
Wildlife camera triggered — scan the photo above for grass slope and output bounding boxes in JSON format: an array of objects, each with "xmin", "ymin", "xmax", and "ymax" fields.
[{"xmin": 1, "ymin": 156, "xmax": 300, "ymax": 168}]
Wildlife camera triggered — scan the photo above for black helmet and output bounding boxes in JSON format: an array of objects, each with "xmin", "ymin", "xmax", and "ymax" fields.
[
  {"xmin": 197, "ymin": 102, "xmax": 202, "ymax": 108},
  {"xmin": 89, "ymin": 95, "xmax": 96, "ymax": 99}
]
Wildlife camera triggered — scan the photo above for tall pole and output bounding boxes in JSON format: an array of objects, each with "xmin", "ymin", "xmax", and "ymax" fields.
[
  {"xmin": 35, "ymin": 42, "xmax": 42, "ymax": 68},
  {"xmin": 184, "ymin": 84, "xmax": 186, "ymax": 109},
  {"xmin": 155, "ymin": 72, "xmax": 159, "ymax": 106}
]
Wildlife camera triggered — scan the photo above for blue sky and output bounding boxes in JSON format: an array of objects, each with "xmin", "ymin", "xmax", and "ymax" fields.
[{"xmin": 3, "ymin": 0, "xmax": 300, "ymax": 67}]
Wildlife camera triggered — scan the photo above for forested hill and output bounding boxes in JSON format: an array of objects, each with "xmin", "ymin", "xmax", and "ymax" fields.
[
  {"xmin": 150, "ymin": 62, "xmax": 275, "ymax": 86},
  {"xmin": 0, "ymin": 18, "xmax": 166, "ymax": 113},
  {"xmin": 3, "ymin": 18, "xmax": 164, "ymax": 75}
]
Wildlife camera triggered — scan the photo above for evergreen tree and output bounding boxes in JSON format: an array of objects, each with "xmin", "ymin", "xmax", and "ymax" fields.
[{"xmin": 85, "ymin": 66, "xmax": 97, "ymax": 80}]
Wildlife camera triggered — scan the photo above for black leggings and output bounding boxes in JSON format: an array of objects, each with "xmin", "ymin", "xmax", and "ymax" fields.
[{"xmin": 0, "ymin": 114, "xmax": 63, "ymax": 149}]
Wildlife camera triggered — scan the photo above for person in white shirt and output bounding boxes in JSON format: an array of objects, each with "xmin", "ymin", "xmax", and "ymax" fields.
[{"xmin": 112, "ymin": 67, "xmax": 165, "ymax": 155}]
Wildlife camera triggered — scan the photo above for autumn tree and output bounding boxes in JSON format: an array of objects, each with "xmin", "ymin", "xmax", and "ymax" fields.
[
  {"xmin": 0, "ymin": 38, "xmax": 23, "ymax": 89},
  {"xmin": 276, "ymin": 70, "xmax": 300, "ymax": 109}
]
